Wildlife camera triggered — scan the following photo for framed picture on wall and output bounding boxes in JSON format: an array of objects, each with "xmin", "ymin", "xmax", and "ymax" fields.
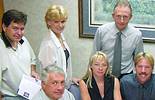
[{"xmin": 78, "ymin": 0, "xmax": 155, "ymax": 43}]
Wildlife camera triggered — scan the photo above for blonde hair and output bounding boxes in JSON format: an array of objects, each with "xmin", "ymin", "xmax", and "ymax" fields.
[
  {"xmin": 45, "ymin": 5, "xmax": 68, "ymax": 28},
  {"xmin": 134, "ymin": 52, "xmax": 154, "ymax": 69},
  {"xmin": 82, "ymin": 51, "xmax": 111, "ymax": 88}
]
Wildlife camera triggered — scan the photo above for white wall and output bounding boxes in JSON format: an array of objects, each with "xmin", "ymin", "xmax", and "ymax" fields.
[{"xmin": 4, "ymin": 0, "xmax": 155, "ymax": 77}]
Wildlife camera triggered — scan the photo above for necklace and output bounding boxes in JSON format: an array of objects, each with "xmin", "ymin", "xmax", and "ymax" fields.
[
  {"xmin": 59, "ymin": 37, "xmax": 65, "ymax": 47},
  {"xmin": 59, "ymin": 37, "xmax": 64, "ymax": 43}
]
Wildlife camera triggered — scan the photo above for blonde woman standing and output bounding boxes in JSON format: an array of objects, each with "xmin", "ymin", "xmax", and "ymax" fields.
[{"xmin": 38, "ymin": 5, "xmax": 72, "ymax": 88}]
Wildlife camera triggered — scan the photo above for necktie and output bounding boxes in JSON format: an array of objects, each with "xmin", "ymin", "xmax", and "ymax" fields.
[{"xmin": 112, "ymin": 32, "xmax": 122, "ymax": 77}]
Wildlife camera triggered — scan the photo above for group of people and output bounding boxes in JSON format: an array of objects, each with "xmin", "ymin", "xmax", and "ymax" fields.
[
  {"xmin": 0, "ymin": 0, "xmax": 155, "ymax": 100},
  {"xmin": 77, "ymin": 0, "xmax": 155, "ymax": 100},
  {"xmin": 0, "ymin": 4, "xmax": 74, "ymax": 100},
  {"xmin": 78, "ymin": 51, "xmax": 155, "ymax": 100}
]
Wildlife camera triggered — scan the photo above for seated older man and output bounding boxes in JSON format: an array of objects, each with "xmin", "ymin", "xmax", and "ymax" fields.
[{"xmin": 34, "ymin": 66, "xmax": 75, "ymax": 100}]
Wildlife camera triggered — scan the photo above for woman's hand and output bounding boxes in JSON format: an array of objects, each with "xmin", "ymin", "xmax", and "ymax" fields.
[{"xmin": 72, "ymin": 77, "xmax": 81, "ymax": 85}]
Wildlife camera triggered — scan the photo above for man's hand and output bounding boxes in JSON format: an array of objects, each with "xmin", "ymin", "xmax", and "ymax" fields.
[
  {"xmin": 31, "ymin": 65, "xmax": 40, "ymax": 79},
  {"xmin": 31, "ymin": 70, "xmax": 40, "ymax": 79}
]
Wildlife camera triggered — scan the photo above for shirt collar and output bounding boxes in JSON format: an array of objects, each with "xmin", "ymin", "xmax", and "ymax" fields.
[
  {"xmin": 121, "ymin": 25, "xmax": 129, "ymax": 37},
  {"xmin": 49, "ymin": 30, "xmax": 65, "ymax": 48},
  {"xmin": 134, "ymin": 74, "xmax": 154, "ymax": 88},
  {"xmin": 1, "ymin": 32, "xmax": 24, "ymax": 48},
  {"xmin": 114, "ymin": 23, "xmax": 129, "ymax": 37}
]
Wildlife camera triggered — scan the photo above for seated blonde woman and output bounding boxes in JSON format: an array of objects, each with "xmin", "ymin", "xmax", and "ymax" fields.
[{"xmin": 79, "ymin": 51, "xmax": 122, "ymax": 100}]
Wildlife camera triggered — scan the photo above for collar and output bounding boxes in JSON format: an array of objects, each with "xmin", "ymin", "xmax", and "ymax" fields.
[
  {"xmin": 134, "ymin": 74, "xmax": 154, "ymax": 88},
  {"xmin": 1, "ymin": 32, "xmax": 24, "ymax": 48},
  {"xmin": 114, "ymin": 23, "xmax": 128, "ymax": 38},
  {"xmin": 49, "ymin": 30, "xmax": 65, "ymax": 48},
  {"xmin": 121, "ymin": 25, "xmax": 129, "ymax": 37}
]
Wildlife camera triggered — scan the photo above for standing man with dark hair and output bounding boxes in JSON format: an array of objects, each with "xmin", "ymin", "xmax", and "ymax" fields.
[
  {"xmin": 92, "ymin": 0, "xmax": 143, "ymax": 79},
  {"xmin": 0, "ymin": 9, "xmax": 39, "ymax": 100}
]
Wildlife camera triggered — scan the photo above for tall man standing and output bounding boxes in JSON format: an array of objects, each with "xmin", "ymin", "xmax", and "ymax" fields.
[
  {"xmin": 0, "ymin": 9, "xmax": 39, "ymax": 100},
  {"xmin": 92, "ymin": 0, "xmax": 143, "ymax": 78}
]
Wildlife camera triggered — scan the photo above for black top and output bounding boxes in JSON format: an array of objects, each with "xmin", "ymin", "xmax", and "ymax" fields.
[
  {"xmin": 1, "ymin": 32, "xmax": 24, "ymax": 48},
  {"xmin": 64, "ymin": 48, "xmax": 69, "ymax": 68},
  {"xmin": 84, "ymin": 75, "xmax": 114, "ymax": 100}
]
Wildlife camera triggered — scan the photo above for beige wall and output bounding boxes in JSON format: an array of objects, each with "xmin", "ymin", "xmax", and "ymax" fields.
[{"xmin": 4, "ymin": 0, "xmax": 155, "ymax": 77}]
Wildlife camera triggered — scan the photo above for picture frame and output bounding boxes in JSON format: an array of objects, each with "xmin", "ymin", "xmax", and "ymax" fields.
[{"xmin": 78, "ymin": 0, "xmax": 155, "ymax": 43}]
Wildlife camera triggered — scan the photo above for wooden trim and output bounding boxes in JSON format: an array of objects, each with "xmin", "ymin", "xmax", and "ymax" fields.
[{"xmin": 0, "ymin": 0, "xmax": 4, "ymax": 32}]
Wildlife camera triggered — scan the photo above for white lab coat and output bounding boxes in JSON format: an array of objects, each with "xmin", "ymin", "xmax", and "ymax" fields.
[{"xmin": 38, "ymin": 30, "xmax": 72, "ymax": 86}]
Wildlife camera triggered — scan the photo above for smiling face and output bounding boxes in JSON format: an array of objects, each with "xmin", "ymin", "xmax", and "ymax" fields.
[
  {"xmin": 112, "ymin": 5, "xmax": 132, "ymax": 31},
  {"xmin": 45, "ymin": 5, "xmax": 68, "ymax": 37},
  {"xmin": 2, "ymin": 21, "xmax": 25, "ymax": 43},
  {"xmin": 91, "ymin": 57, "xmax": 108, "ymax": 78},
  {"xmin": 47, "ymin": 19, "xmax": 66, "ymax": 36},
  {"xmin": 42, "ymin": 72, "xmax": 65, "ymax": 100},
  {"xmin": 135, "ymin": 58, "xmax": 153, "ymax": 85}
]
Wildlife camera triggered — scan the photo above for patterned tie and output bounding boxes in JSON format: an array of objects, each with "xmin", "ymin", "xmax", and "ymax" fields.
[{"xmin": 112, "ymin": 32, "xmax": 122, "ymax": 77}]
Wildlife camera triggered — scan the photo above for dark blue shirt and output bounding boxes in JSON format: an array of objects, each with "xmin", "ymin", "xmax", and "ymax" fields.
[{"xmin": 120, "ymin": 74, "xmax": 155, "ymax": 100}]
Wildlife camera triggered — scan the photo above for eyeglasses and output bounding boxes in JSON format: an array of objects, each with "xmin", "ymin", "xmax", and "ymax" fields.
[{"xmin": 115, "ymin": 15, "xmax": 130, "ymax": 20}]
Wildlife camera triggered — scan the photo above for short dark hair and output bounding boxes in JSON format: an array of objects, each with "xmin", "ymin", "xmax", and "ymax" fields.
[{"xmin": 2, "ymin": 9, "xmax": 27, "ymax": 27}]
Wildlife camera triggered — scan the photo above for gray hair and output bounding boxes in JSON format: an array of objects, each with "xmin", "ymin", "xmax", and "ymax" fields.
[
  {"xmin": 41, "ymin": 65, "xmax": 65, "ymax": 82},
  {"xmin": 113, "ymin": 0, "xmax": 132, "ymax": 14}
]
